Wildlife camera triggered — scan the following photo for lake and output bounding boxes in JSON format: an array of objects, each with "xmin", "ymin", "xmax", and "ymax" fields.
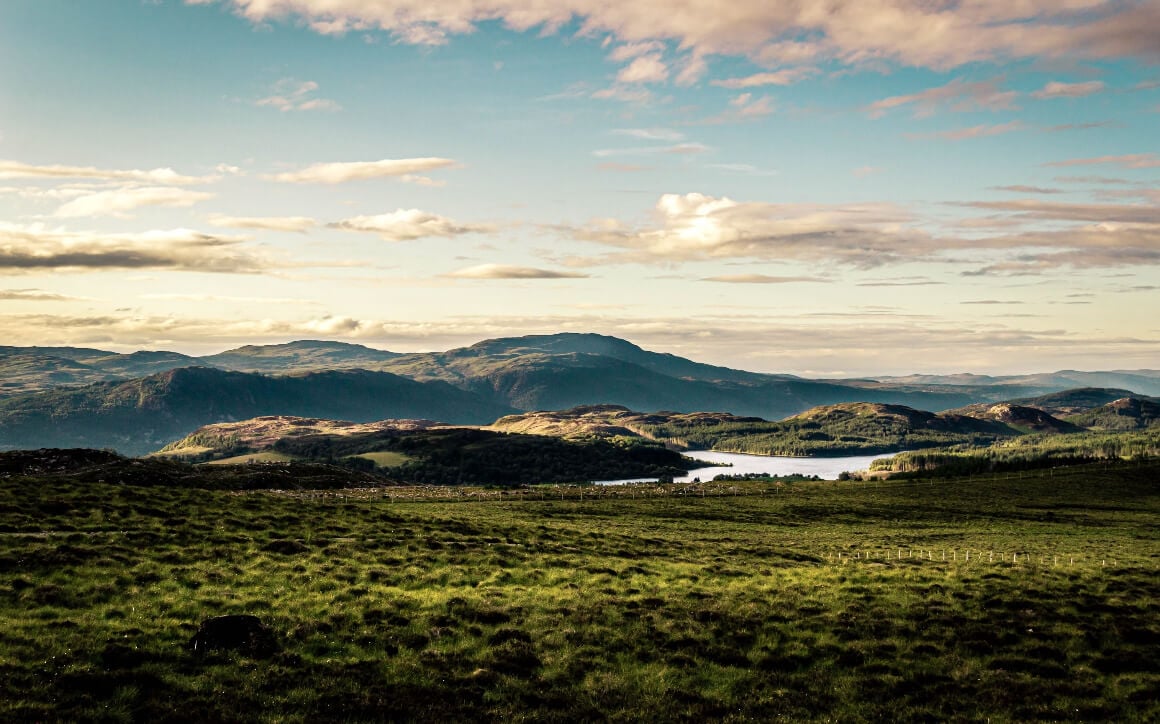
[{"xmin": 598, "ymin": 449, "xmax": 902, "ymax": 485}]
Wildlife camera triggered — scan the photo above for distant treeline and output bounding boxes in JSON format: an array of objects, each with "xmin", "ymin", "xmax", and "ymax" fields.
[
  {"xmin": 273, "ymin": 428, "xmax": 697, "ymax": 486},
  {"xmin": 633, "ymin": 417, "xmax": 1006, "ymax": 457},
  {"xmin": 871, "ymin": 429, "xmax": 1160, "ymax": 478}
]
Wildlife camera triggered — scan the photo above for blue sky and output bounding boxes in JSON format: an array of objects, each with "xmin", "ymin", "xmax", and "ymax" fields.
[{"xmin": 0, "ymin": 0, "xmax": 1157, "ymax": 375}]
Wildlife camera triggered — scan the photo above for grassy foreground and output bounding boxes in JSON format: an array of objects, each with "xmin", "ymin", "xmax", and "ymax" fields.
[{"xmin": 1, "ymin": 463, "xmax": 1158, "ymax": 722}]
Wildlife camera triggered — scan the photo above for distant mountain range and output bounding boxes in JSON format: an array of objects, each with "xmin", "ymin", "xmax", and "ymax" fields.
[
  {"xmin": 0, "ymin": 333, "xmax": 1157, "ymax": 455},
  {"xmin": 0, "ymin": 367, "xmax": 512, "ymax": 456}
]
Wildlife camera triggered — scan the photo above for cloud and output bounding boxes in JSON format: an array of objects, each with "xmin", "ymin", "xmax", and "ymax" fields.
[
  {"xmin": 597, "ymin": 162, "xmax": 649, "ymax": 173},
  {"xmin": 726, "ymin": 93, "xmax": 774, "ymax": 118},
  {"xmin": 852, "ymin": 166, "xmax": 882, "ymax": 178},
  {"xmin": 592, "ymin": 142, "xmax": 709, "ymax": 157},
  {"xmin": 866, "ymin": 78, "xmax": 1018, "ymax": 117},
  {"xmin": 0, "ymin": 223, "xmax": 264, "ymax": 273},
  {"xmin": 711, "ymin": 68, "xmax": 815, "ymax": 88},
  {"xmin": 255, "ymin": 78, "xmax": 341, "ymax": 112},
  {"xmin": 559, "ymin": 192, "xmax": 1160, "ymax": 272},
  {"xmin": 590, "ymin": 85, "xmax": 655, "ymax": 103},
  {"xmin": 1031, "ymin": 80, "xmax": 1106, "ymax": 99},
  {"xmin": 1045, "ymin": 153, "xmax": 1160, "ymax": 169},
  {"xmin": 612, "ymin": 128, "xmax": 684, "ymax": 142},
  {"xmin": 269, "ymin": 157, "xmax": 457, "ymax": 184},
  {"xmin": 562, "ymin": 193, "xmax": 932, "ymax": 268},
  {"xmin": 701, "ymin": 274, "xmax": 829, "ymax": 284},
  {"xmin": 909, "ymin": 119, "xmax": 1030, "ymax": 139},
  {"xmin": 446, "ymin": 264, "xmax": 589, "ymax": 279},
  {"xmin": 208, "ymin": 214, "xmax": 318, "ymax": 232},
  {"xmin": 958, "ymin": 199, "xmax": 1160, "ymax": 224},
  {"xmin": 331, "ymin": 209, "xmax": 494, "ymax": 241},
  {"xmin": 0, "ymin": 288, "xmax": 79, "ymax": 301},
  {"xmin": 54, "ymin": 187, "xmax": 214, "ymax": 218},
  {"xmin": 193, "ymin": 1, "xmax": 1160, "ymax": 72},
  {"xmin": 989, "ymin": 185, "xmax": 1063, "ymax": 194},
  {"xmin": 0, "ymin": 159, "xmax": 210, "ymax": 185},
  {"xmin": 616, "ymin": 54, "xmax": 668, "ymax": 84}
]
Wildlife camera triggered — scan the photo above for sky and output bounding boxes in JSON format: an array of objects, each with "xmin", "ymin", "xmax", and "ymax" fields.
[{"xmin": 0, "ymin": 0, "xmax": 1158, "ymax": 376}]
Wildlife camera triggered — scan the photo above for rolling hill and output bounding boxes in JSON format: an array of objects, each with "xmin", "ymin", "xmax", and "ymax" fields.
[{"xmin": 0, "ymin": 367, "xmax": 513, "ymax": 456}]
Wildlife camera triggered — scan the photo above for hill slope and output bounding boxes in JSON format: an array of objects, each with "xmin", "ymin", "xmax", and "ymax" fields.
[
  {"xmin": 491, "ymin": 402, "xmax": 1024, "ymax": 456},
  {"xmin": 1065, "ymin": 397, "xmax": 1160, "ymax": 431},
  {"xmin": 0, "ymin": 367, "xmax": 513, "ymax": 455}
]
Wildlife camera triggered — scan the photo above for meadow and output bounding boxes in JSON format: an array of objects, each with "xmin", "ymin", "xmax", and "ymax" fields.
[{"xmin": 1, "ymin": 461, "xmax": 1157, "ymax": 722}]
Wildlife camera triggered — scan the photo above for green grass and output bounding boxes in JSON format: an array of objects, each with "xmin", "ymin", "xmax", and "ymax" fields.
[
  {"xmin": 348, "ymin": 451, "xmax": 412, "ymax": 468},
  {"xmin": 203, "ymin": 451, "xmax": 295, "ymax": 465},
  {"xmin": 1, "ymin": 462, "xmax": 1157, "ymax": 721}
]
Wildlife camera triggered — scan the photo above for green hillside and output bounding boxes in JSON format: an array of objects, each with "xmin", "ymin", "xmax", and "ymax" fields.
[{"xmin": 0, "ymin": 368, "xmax": 513, "ymax": 456}]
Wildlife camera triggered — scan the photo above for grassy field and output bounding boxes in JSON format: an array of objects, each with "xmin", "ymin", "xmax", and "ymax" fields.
[
  {"xmin": 349, "ymin": 451, "xmax": 412, "ymax": 468},
  {"xmin": 1, "ymin": 461, "xmax": 1157, "ymax": 721}
]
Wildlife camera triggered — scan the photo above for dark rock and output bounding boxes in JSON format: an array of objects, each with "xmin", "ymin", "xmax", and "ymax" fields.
[{"xmin": 187, "ymin": 615, "xmax": 278, "ymax": 657}]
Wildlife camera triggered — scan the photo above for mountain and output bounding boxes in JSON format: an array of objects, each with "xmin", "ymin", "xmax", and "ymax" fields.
[
  {"xmin": 155, "ymin": 415, "xmax": 447, "ymax": 460},
  {"xmin": 877, "ymin": 370, "xmax": 1160, "ymax": 397},
  {"xmin": 153, "ymin": 415, "xmax": 698, "ymax": 486},
  {"xmin": 956, "ymin": 403, "xmax": 1081, "ymax": 434},
  {"xmin": 0, "ymin": 367, "xmax": 513, "ymax": 456},
  {"xmin": 377, "ymin": 334, "xmax": 977, "ymax": 417},
  {"xmin": 1065, "ymin": 397, "xmax": 1160, "ymax": 431},
  {"xmin": 491, "ymin": 402, "xmax": 1022, "ymax": 456},
  {"xmin": 951, "ymin": 388, "xmax": 1142, "ymax": 418},
  {"xmin": 202, "ymin": 340, "xmax": 402, "ymax": 373},
  {"xmin": 0, "ymin": 348, "xmax": 208, "ymax": 396}
]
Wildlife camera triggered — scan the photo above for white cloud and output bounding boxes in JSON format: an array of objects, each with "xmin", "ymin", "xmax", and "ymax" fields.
[
  {"xmin": 208, "ymin": 214, "xmax": 318, "ymax": 232},
  {"xmin": 612, "ymin": 128, "xmax": 684, "ymax": 142},
  {"xmin": 1045, "ymin": 153, "xmax": 1160, "ymax": 169},
  {"xmin": 711, "ymin": 68, "xmax": 815, "ymax": 88},
  {"xmin": 193, "ymin": 1, "xmax": 1160, "ymax": 71},
  {"xmin": 1031, "ymin": 80, "xmax": 1106, "ymax": 99},
  {"xmin": 867, "ymin": 78, "xmax": 1018, "ymax": 117},
  {"xmin": 918, "ymin": 120, "xmax": 1024, "ymax": 141},
  {"xmin": 446, "ymin": 264, "xmax": 589, "ymax": 279},
  {"xmin": 592, "ymin": 142, "xmax": 709, "ymax": 158},
  {"xmin": 54, "ymin": 187, "xmax": 214, "ymax": 218},
  {"xmin": 559, "ymin": 191, "xmax": 1160, "ymax": 272},
  {"xmin": 269, "ymin": 157, "xmax": 457, "ymax": 184},
  {"xmin": 616, "ymin": 54, "xmax": 668, "ymax": 84},
  {"xmin": 0, "ymin": 159, "xmax": 211, "ymax": 185},
  {"xmin": 701, "ymin": 274, "xmax": 829, "ymax": 284},
  {"xmin": 331, "ymin": 209, "xmax": 494, "ymax": 241},
  {"xmin": 0, "ymin": 222, "xmax": 263, "ymax": 273},
  {"xmin": 0, "ymin": 288, "xmax": 79, "ymax": 301},
  {"xmin": 255, "ymin": 78, "xmax": 342, "ymax": 112}
]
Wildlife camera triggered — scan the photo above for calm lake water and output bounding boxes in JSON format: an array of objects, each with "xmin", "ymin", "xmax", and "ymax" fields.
[{"xmin": 598, "ymin": 449, "xmax": 902, "ymax": 485}]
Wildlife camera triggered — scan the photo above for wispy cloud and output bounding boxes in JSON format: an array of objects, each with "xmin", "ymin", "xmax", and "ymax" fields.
[
  {"xmin": 269, "ymin": 157, "xmax": 457, "ymax": 184},
  {"xmin": 255, "ymin": 78, "xmax": 341, "ymax": 112},
  {"xmin": 54, "ymin": 187, "xmax": 214, "ymax": 218},
  {"xmin": 331, "ymin": 210, "xmax": 494, "ymax": 241},
  {"xmin": 592, "ymin": 143, "xmax": 708, "ymax": 158},
  {"xmin": 989, "ymin": 185, "xmax": 1063, "ymax": 194},
  {"xmin": 199, "ymin": 1, "xmax": 1160, "ymax": 72},
  {"xmin": 0, "ymin": 288, "xmax": 80, "ymax": 301},
  {"xmin": 711, "ymin": 68, "xmax": 815, "ymax": 89},
  {"xmin": 701, "ymin": 274, "xmax": 828, "ymax": 284},
  {"xmin": 446, "ymin": 264, "xmax": 588, "ymax": 279},
  {"xmin": 866, "ymin": 78, "xmax": 1017, "ymax": 118},
  {"xmin": 611, "ymin": 128, "xmax": 684, "ymax": 142},
  {"xmin": 615, "ymin": 54, "xmax": 668, "ymax": 84},
  {"xmin": 208, "ymin": 215, "xmax": 318, "ymax": 232},
  {"xmin": 920, "ymin": 121, "xmax": 1024, "ymax": 141},
  {"xmin": 1031, "ymin": 80, "xmax": 1106, "ymax": 99},
  {"xmin": 1045, "ymin": 153, "xmax": 1160, "ymax": 169},
  {"xmin": 0, "ymin": 159, "xmax": 212, "ymax": 185},
  {"xmin": 0, "ymin": 223, "xmax": 263, "ymax": 273}
]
